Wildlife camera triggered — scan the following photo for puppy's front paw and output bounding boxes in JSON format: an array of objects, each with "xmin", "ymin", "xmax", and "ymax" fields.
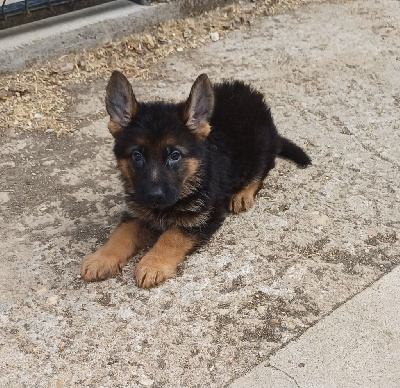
[
  {"xmin": 135, "ymin": 258, "xmax": 175, "ymax": 289},
  {"xmin": 81, "ymin": 251, "xmax": 123, "ymax": 282},
  {"xmin": 229, "ymin": 192, "xmax": 255, "ymax": 213}
]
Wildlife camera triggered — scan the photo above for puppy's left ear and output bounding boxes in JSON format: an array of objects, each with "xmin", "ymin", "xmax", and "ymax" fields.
[
  {"xmin": 183, "ymin": 74, "xmax": 214, "ymax": 140},
  {"xmin": 105, "ymin": 71, "xmax": 138, "ymax": 138}
]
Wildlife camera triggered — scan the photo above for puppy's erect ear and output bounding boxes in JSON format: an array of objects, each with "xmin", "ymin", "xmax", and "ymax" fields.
[
  {"xmin": 105, "ymin": 71, "xmax": 138, "ymax": 138},
  {"xmin": 183, "ymin": 74, "xmax": 214, "ymax": 140}
]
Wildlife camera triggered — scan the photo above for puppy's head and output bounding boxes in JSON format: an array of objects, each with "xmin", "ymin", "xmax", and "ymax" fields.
[{"xmin": 105, "ymin": 71, "xmax": 214, "ymax": 209}]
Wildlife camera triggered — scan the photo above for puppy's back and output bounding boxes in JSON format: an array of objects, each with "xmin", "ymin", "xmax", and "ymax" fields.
[{"xmin": 209, "ymin": 81, "xmax": 278, "ymax": 150}]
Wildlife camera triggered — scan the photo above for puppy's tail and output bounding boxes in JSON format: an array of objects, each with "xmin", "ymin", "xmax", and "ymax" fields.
[{"xmin": 277, "ymin": 135, "xmax": 311, "ymax": 168}]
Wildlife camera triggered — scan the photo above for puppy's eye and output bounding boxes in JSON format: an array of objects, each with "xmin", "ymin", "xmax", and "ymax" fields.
[
  {"xmin": 132, "ymin": 151, "xmax": 143, "ymax": 163},
  {"xmin": 170, "ymin": 151, "xmax": 181, "ymax": 161}
]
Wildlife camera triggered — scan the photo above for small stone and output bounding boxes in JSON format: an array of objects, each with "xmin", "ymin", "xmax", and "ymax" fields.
[
  {"xmin": 58, "ymin": 62, "xmax": 74, "ymax": 74},
  {"xmin": 176, "ymin": 47, "xmax": 183, "ymax": 52},
  {"xmin": 396, "ymin": 233, "xmax": 400, "ymax": 240},
  {"xmin": 270, "ymin": 318, "xmax": 279, "ymax": 325},
  {"xmin": 210, "ymin": 32, "xmax": 220, "ymax": 42},
  {"xmin": 0, "ymin": 192, "xmax": 10, "ymax": 204},
  {"xmin": 47, "ymin": 295, "xmax": 58, "ymax": 305},
  {"xmin": 37, "ymin": 287, "xmax": 47, "ymax": 296},
  {"xmin": 139, "ymin": 376, "xmax": 154, "ymax": 387},
  {"xmin": 316, "ymin": 214, "xmax": 329, "ymax": 225},
  {"xmin": 77, "ymin": 58, "xmax": 86, "ymax": 69},
  {"xmin": 284, "ymin": 320, "xmax": 296, "ymax": 330}
]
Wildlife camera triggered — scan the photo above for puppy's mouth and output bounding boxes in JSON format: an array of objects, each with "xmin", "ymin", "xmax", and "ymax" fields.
[
  {"xmin": 133, "ymin": 190, "xmax": 181, "ymax": 210},
  {"xmin": 144, "ymin": 198, "xmax": 180, "ymax": 211},
  {"xmin": 148, "ymin": 203, "xmax": 170, "ymax": 210}
]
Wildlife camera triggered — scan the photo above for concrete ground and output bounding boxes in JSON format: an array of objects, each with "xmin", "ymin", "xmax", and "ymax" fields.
[
  {"xmin": 228, "ymin": 265, "xmax": 400, "ymax": 388},
  {"xmin": 1, "ymin": 0, "xmax": 399, "ymax": 387}
]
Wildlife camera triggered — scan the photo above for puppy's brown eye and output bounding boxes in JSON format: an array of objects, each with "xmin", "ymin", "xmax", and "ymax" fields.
[
  {"xmin": 132, "ymin": 151, "xmax": 143, "ymax": 163},
  {"xmin": 170, "ymin": 151, "xmax": 181, "ymax": 161}
]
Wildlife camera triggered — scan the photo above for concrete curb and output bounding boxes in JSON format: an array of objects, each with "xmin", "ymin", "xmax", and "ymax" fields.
[{"xmin": 0, "ymin": 0, "xmax": 232, "ymax": 74}]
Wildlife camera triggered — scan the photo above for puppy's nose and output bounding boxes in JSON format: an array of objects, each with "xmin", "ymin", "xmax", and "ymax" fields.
[{"xmin": 147, "ymin": 188, "xmax": 164, "ymax": 203}]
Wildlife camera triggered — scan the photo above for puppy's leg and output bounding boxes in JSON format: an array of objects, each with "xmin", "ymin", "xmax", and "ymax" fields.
[
  {"xmin": 229, "ymin": 180, "xmax": 263, "ymax": 214},
  {"xmin": 135, "ymin": 228, "xmax": 195, "ymax": 289},
  {"xmin": 82, "ymin": 219, "xmax": 152, "ymax": 281}
]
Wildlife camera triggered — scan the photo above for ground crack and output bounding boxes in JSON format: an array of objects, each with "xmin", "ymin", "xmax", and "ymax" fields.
[{"xmin": 269, "ymin": 364, "xmax": 301, "ymax": 388}]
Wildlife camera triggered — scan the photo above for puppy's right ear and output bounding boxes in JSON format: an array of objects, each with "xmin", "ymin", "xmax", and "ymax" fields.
[{"xmin": 105, "ymin": 71, "xmax": 138, "ymax": 138}]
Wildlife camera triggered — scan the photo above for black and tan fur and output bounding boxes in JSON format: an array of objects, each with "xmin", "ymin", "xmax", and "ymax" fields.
[{"xmin": 81, "ymin": 72, "xmax": 311, "ymax": 288}]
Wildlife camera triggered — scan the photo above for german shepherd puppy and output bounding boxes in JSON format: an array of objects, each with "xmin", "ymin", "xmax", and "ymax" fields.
[{"xmin": 81, "ymin": 71, "xmax": 311, "ymax": 288}]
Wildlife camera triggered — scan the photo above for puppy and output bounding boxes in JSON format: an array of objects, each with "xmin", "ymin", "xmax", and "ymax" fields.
[{"xmin": 81, "ymin": 72, "xmax": 311, "ymax": 288}]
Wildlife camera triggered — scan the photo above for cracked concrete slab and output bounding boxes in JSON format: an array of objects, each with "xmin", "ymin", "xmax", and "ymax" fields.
[
  {"xmin": 228, "ymin": 365, "xmax": 298, "ymax": 388},
  {"xmin": 229, "ymin": 265, "xmax": 400, "ymax": 388},
  {"xmin": 1, "ymin": 0, "xmax": 399, "ymax": 387}
]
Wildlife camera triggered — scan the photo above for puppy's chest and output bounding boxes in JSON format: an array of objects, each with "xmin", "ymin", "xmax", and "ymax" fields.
[{"xmin": 126, "ymin": 198, "xmax": 211, "ymax": 231}]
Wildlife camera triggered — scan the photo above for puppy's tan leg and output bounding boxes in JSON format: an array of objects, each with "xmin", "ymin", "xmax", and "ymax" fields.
[
  {"xmin": 82, "ymin": 219, "xmax": 152, "ymax": 281},
  {"xmin": 135, "ymin": 228, "xmax": 195, "ymax": 289},
  {"xmin": 229, "ymin": 180, "xmax": 263, "ymax": 214}
]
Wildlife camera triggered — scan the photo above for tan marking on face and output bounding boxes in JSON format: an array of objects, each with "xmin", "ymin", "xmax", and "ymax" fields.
[
  {"xmin": 81, "ymin": 219, "xmax": 155, "ymax": 282},
  {"xmin": 118, "ymin": 159, "xmax": 131, "ymax": 181},
  {"xmin": 180, "ymin": 158, "xmax": 201, "ymax": 198},
  {"xmin": 229, "ymin": 180, "xmax": 264, "ymax": 214},
  {"xmin": 158, "ymin": 135, "xmax": 181, "ymax": 149},
  {"xmin": 186, "ymin": 158, "xmax": 199, "ymax": 178},
  {"xmin": 134, "ymin": 228, "xmax": 196, "ymax": 288},
  {"xmin": 108, "ymin": 121, "xmax": 121, "ymax": 138},
  {"xmin": 190, "ymin": 122, "xmax": 211, "ymax": 141}
]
